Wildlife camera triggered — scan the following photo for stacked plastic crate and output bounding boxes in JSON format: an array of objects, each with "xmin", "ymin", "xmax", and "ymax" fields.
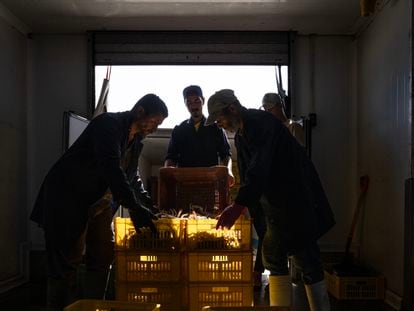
[
  {"xmin": 114, "ymin": 167, "xmax": 254, "ymax": 310},
  {"xmin": 114, "ymin": 217, "xmax": 187, "ymax": 311},
  {"xmin": 186, "ymin": 218, "xmax": 253, "ymax": 310},
  {"xmin": 63, "ymin": 299, "xmax": 161, "ymax": 311}
]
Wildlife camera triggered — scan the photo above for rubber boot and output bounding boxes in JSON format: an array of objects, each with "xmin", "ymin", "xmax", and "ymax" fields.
[
  {"xmin": 304, "ymin": 280, "xmax": 331, "ymax": 311},
  {"xmin": 292, "ymin": 281, "xmax": 311, "ymax": 311},
  {"xmin": 268, "ymin": 275, "xmax": 292, "ymax": 307}
]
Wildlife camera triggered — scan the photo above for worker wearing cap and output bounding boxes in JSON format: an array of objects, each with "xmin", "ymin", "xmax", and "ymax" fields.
[
  {"xmin": 206, "ymin": 89, "xmax": 334, "ymax": 311},
  {"xmin": 254, "ymin": 93, "xmax": 306, "ymax": 291},
  {"xmin": 262, "ymin": 92, "xmax": 305, "ymax": 146},
  {"xmin": 164, "ymin": 85, "xmax": 234, "ymax": 185},
  {"xmin": 31, "ymin": 94, "xmax": 168, "ymax": 310}
]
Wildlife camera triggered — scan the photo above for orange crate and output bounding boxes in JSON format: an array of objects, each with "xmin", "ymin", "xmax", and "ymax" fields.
[
  {"xmin": 324, "ymin": 270, "xmax": 385, "ymax": 300},
  {"xmin": 116, "ymin": 251, "xmax": 183, "ymax": 282},
  {"xmin": 189, "ymin": 283, "xmax": 253, "ymax": 311},
  {"xmin": 63, "ymin": 299, "xmax": 160, "ymax": 311},
  {"xmin": 116, "ymin": 282, "xmax": 186, "ymax": 311},
  {"xmin": 159, "ymin": 167, "xmax": 229, "ymax": 216},
  {"xmin": 186, "ymin": 218, "xmax": 251, "ymax": 251},
  {"xmin": 114, "ymin": 217, "xmax": 185, "ymax": 251},
  {"xmin": 188, "ymin": 252, "xmax": 253, "ymax": 283}
]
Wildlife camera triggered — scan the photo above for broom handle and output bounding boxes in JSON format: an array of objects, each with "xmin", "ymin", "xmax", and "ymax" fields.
[{"xmin": 345, "ymin": 175, "xmax": 370, "ymax": 256}]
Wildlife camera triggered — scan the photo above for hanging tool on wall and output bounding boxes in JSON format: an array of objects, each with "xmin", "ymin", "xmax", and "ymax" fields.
[{"xmin": 93, "ymin": 65, "xmax": 111, "ymax": 118}]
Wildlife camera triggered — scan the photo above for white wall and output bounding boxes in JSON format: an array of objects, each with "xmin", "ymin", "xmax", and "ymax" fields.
[
  {"xmin": 293, "ymin": 35, "xmax": 357, "ymax": 251},
  {"xmin": 28, "ymin": 34, "xmax": 88, "ymax": 249},
  {"xmin": 0, "ymin": 17, "xmax": 29, "ymax": 291},
  {"xmin": 356, "ymin": 0, "xmax": 411, "ymax": 295}
]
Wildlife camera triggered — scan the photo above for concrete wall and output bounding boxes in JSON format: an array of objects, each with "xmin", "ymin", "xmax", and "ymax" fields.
[
  {"xmin": 0, "ymin": 17, "xmax": 29, "ymax": 291},
  {"xmin": 28, "ymin": 34, "xmax": 88, "ymax": 249},
  {"xmin": 293, "ymin": 35, "xmax": 356, "ymax": 251},
  {"xmin": 356, "ymin": 0, "xmax": 411, "ymax": 295},
  {"xmin": 292, "ymin": 0, "xmax": 412, "ymax": 295}
]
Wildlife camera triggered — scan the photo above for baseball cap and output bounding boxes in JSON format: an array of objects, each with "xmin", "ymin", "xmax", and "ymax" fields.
[
  {"xmin": 205, "ymin": 89, "xmax": 238, "ymax": 126},
  {"xmin": 183, "ymin": 85, "xmax": 203, "ymax": 99},
  {"xmin": 262, "ymin": 93, "xmax": 283, "ymax": 110}
]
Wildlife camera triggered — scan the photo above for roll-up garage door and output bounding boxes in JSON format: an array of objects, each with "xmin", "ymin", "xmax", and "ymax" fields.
[{"xmin": 91, "ymin": 31, "xmax": 291, "ymax": 65}]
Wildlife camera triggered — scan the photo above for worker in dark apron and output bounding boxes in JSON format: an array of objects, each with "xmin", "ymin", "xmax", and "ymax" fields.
[
  {"xmin": 207, "ymin": 89, "xmax": 334, "ymax": 311},
  {"xmin": 31, "ymin": 94, "xmax": 168, "ymax": 310}
]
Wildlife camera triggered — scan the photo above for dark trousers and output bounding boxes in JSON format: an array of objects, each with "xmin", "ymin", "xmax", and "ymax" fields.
[
  {"xmin": 249, "ymin": 202, "xmax": 266, "ymax": 273},
  {"xmin": 260, "ymin": 197, "xmax": 324, "ymax": 284},
  {"xmin": 45, "ymin": 203, "xmax": 114, "ymax": 310}
]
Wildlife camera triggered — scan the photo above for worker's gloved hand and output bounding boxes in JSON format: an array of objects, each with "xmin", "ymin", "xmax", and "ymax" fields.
[
  {"xmin": 216, "ymin": 203, "xmax": 248, "ymax": 230},
  {"xmin": 129, "ymin": 206, "xmax": 158, "ymax": 234},
  {"xmin": 138, "ymin": 191, "xmax": 154, "ymax": 211}
]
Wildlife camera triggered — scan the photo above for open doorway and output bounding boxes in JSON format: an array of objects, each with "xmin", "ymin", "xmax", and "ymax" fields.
[{"xmin": 94, "ymin": 65, "xmax": 288, "ymax": 129}]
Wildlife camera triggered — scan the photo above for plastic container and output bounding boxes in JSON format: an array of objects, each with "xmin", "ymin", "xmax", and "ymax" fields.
[
  {"xmin": 158, "ymin": 167, "xmax": 229, "ymax": 216},
  {"xmin": 186, "ymin": 218, "xmax": 251, "ymax": 251},
  {"xmin": 114, "ymin": 217, "xmax": 185, "ymax": 251},
  {"xmin": 116, "ymin": 282, "xmax": 186, "ymax": 311},
  {"xmin": 187, "ymin": 251, "xmax": 253, "ymax": 283},
  {"xmin": 324, "ymin": 270, "xmax": 385, "ymax": 300},
  {"xmin": 189, "ymin": 283, "xmax": 253, "ymax": 311},
  {"xmin": 203, "ymin": 307, "xmax": 290, "ymax": 310},
  {"xmin": 116, "ymin": 251, "xmax": 183, "ymax": 282},
  {"xmin": 63, "ymin": 299, "xmax": 160, "ymax": 311}
]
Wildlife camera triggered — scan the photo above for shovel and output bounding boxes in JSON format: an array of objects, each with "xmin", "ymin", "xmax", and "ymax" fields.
[{"xmin": 332, "ymin": 175, "xmax": 370, "ymax": 276}]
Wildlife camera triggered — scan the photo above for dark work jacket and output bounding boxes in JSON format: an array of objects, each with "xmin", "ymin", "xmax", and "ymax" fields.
[
  {"xmin": 235, "ymin": 108, "xmax": 335, "ymax": 253},
  {"xmin": 30, "ymin": 111, "xmax": 144, "ymax": 245},
  {"xmin": 165, "ymin": 116, "xmax": 231, "ymax": 167}
]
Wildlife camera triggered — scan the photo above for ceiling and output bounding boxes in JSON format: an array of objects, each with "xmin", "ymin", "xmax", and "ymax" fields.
[{"xmin": 0, "ymin": 0, "xmax": 362, "ymax": 35}]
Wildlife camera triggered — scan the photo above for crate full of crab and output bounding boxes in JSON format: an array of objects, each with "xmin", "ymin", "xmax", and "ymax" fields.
[
  {"xmin": 114, "ymin": 217, "xmax": 186, "ymax": 283},
  {"xmin": 114, "ymin": 217, "xmax": 186, "ymax": 251},
  {"xmin": 185, "ymin": 216, "xmax": 253, "ymax": 284},
  {"xmin": 186, "ymin": 217, "xmax": 252, "ymax": 251}
]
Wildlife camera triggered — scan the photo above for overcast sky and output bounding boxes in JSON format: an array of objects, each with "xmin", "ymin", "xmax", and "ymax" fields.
[{"xmin": 95, "ymin": 65, "xmax": 288, "ymax": 129}]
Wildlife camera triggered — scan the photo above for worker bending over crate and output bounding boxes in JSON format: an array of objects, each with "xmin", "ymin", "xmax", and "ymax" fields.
[
  {"xmin": 30, "ymin": 94, "xmax": 168, "ymax": 311},
  {"xmin": 206, "ymin": 89, "xmax": 335, "ymax": 311}
]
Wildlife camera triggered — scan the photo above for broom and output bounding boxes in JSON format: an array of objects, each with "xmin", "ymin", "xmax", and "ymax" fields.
[{"xmin": 333, "ymin": 175, "xmax": 370, "ymax": 276}]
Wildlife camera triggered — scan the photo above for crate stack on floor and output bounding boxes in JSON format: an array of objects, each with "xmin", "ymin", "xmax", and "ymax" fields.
[
  {"xmin": 114, "ymin": 217, "xmax": 187, "ymax": 311},
  {"xmin": 114, "ymin": 167, "xmax": 256, "ymax": 310},
  {"xmin": 186, "ymin": 218, "xmax": 253, "ymax": 310}
]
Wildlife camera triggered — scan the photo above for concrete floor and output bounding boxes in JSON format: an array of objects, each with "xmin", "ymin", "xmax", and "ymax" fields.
[
  {"xmin": 0, "ymin": 251, "xmax": 395, "ymax": 310},
  {"xmin": 0, "ymin": 278, "xmax": 394, "ymax": 311}
]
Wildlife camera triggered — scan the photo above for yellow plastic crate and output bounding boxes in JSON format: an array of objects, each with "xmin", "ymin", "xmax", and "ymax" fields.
[
  {"xmin": 324, "ymin": 270, "xmax": 385, "ymax": 300},
  {"xmin": 189, "ymin": 283, "xmax": 253, "ymax": 311},
  {"xmin": 188, "ymin": 252, "xmax": 253, "ymax": 283},
  {"xmin": 63, "ymin": 299, "xmax": 160, "ymax": 311},
  {"xmin": 116, "ymin": 282, "xmax": 186, "ymax": 311},
  {"xmin": 116, "ymin": 251, "xmax": 183, "ymax": 282},
  {"xmin": 203, "ymin": 307, "xmax": 290, "ymax": 310},
  {"xmin": 114, "ymin": 217, "xmax": 185, "ymax": 251},
  {"xmin": 186, "ymin": 218, "xmax": 251, "ymax": 251}
]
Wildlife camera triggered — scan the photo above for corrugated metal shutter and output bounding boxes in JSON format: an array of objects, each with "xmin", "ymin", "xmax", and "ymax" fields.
[{"xmin": 91, "ymin": 31, "xmax": 290, "ymax": 65}]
